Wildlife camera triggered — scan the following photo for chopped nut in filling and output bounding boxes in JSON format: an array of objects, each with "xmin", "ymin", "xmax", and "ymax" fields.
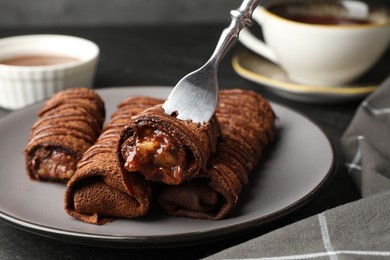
[
  {"xmin": 31, "ymin": 148, "xmax": 77, "ymax": 181},
  {"xmin": 121, "ymin": 127, "xmax": 185, "ymax": 184}
]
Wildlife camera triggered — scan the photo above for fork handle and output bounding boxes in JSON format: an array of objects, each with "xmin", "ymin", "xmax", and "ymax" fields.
[{"xmin": 208, "ymin": 0, "xmax": 263, "ymax": 66}]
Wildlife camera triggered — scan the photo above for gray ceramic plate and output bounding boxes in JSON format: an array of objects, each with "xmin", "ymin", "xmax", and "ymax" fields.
[{"xmin": 0, "ymin": 86, "xmax": 335, "ymax": 248}]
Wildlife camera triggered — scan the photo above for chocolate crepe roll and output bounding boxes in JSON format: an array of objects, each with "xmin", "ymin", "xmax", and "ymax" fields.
[
  {"xmin": 24, "ymin": 88, "xmax": 105, "ymax": 182},
  {"xmin": 64, "ymin": 96, "xmax": 162, "ymax": 224},
  {"xmin": 119, "ymin": 106, "xmax": 220, "ymax": 185},
  {"xmin": 158, "ymin": 89, "xmax": 277, "ymax": 220}
]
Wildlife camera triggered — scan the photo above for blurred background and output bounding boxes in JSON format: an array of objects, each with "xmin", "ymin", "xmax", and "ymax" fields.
[
  {"xmin": 0, "ymin": 0, "xmax": 238, "ymax": 26},
  {"xmin": 0, "ymin": 0, "xmax": 389, "ymax": 26}
]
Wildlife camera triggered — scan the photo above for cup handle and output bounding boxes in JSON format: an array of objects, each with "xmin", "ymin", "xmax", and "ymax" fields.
[{"xmin": 239, "ymin": 6, "xmax": 279, "ymax": 64}]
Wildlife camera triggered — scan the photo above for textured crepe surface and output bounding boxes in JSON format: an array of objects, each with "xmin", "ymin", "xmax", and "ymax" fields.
[
  {"xmin": 119, "ymin": 105, "xmax": 220, "ymax": 185},
  {"xmin": 158, "ymin": 89, "xmax": 277, "ymax": 220},
  {"xmin": 65, "ymin": 89, "xmax": 276, "ymax": 224},
  {"xmin": 64, "ymin": 96, "xmax": 163, "ymax": 224},
  {"xmin": 24, "ymin": 87, "xmax": 105, "ymax": 182}
]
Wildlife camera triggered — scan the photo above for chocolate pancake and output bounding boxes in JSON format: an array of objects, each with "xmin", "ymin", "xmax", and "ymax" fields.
[
  {"xmin": 119, "ymin": 105, "xmax": 220, "ymax": 185},
  {"xmin": 158, "ymin": 89, "xmax": 277, "ymax": 220},
  {"xmin": 24, "ymin": 88, "xmax": 105, "ymax": 182},
  {"xmin": 64, "ymin": 96, "xmax": 162, "ymax": 224}
]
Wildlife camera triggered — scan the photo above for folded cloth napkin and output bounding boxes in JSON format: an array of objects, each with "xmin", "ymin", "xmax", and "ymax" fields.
[{"xmin": 204, "ymin": 76, "xmax": 390, "ymax": 260}]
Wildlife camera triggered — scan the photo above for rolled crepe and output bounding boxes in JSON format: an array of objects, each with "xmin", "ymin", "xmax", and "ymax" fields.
[
  {"xmin": 64, "ymin": 96, "xmax": 163, "ymax": 224},
  {"xmin": 24, "ymin": 88, "xmax": 105, "ymax": 182},
  {"xmin": 158, "ymin": 89, "xmax": 277, "ymax": 220},
  {"xmin": 119, "ymin": 106, "xmax": 220, "ymax": 185}
]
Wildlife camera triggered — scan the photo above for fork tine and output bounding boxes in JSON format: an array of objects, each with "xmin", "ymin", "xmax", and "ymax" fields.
[
  {"xmin": 163, "ymin": 65, "xmax": 218, "ymax": 123},
  {"xmin": 163, "ymin": 0, "xmax": 262, "ymax": 123}
]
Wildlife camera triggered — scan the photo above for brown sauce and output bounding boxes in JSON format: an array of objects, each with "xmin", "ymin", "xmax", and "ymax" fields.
[
  {"xmin": 32, "ymin": 148, "xmax": 77, "ymax": 180},
  {"xmin": 0, "ymin": 55, "xmax": 79, "ymax": 66},
  {"xmin": 268, "ymin": 2, "xmax": 374, "ymax": 26},
  {"xmin": 121, "ymin": 126, "xmax": 182, "ymax": 184},
  {"xmin": 285, "ymin": 14, "xmax": 371, "ymax": 25}
]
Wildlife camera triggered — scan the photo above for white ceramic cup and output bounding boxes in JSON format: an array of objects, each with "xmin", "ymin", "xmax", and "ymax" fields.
[
  {"xmin": 239, "ymin": 0, "xmax": 390, "ymax": 86},
  {"xmin": 0, "ymin": 34, "xmax": 99, "ymax": 110}
]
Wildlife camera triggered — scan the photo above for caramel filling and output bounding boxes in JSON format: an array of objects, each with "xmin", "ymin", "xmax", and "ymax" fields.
[
  {"xmin": 32, "ymin": 148, "xmax": 77, "ymax": 180},
  {"xmin": 121, "ymin": 127, "xmax": 184, "ymax": 184}
]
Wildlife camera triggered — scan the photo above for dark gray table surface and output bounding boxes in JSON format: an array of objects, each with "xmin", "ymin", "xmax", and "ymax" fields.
[{"xmin": 0, "ymin": 24, "xmax": 387, "ymax": 259}]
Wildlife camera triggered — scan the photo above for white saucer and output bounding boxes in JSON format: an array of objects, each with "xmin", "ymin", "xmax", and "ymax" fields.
[{"xmin": 232, "ymin": 49, "xmax": 381, "ymax": 103}]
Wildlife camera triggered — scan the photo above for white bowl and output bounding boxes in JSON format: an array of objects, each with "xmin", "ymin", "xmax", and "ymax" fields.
[{"xmin": 0, "ymin": 34, "xmax": 99, "ymax": 110}]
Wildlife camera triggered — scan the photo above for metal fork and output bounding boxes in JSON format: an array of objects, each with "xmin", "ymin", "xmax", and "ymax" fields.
[{"xmin": 162, "ymin": 0, "xmax": 263, "ymax": 123}]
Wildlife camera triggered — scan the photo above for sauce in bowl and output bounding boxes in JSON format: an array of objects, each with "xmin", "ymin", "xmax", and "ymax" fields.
[{"xmin": 0, "ymin": 55, "xmax": 79, "ymax": 66}]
